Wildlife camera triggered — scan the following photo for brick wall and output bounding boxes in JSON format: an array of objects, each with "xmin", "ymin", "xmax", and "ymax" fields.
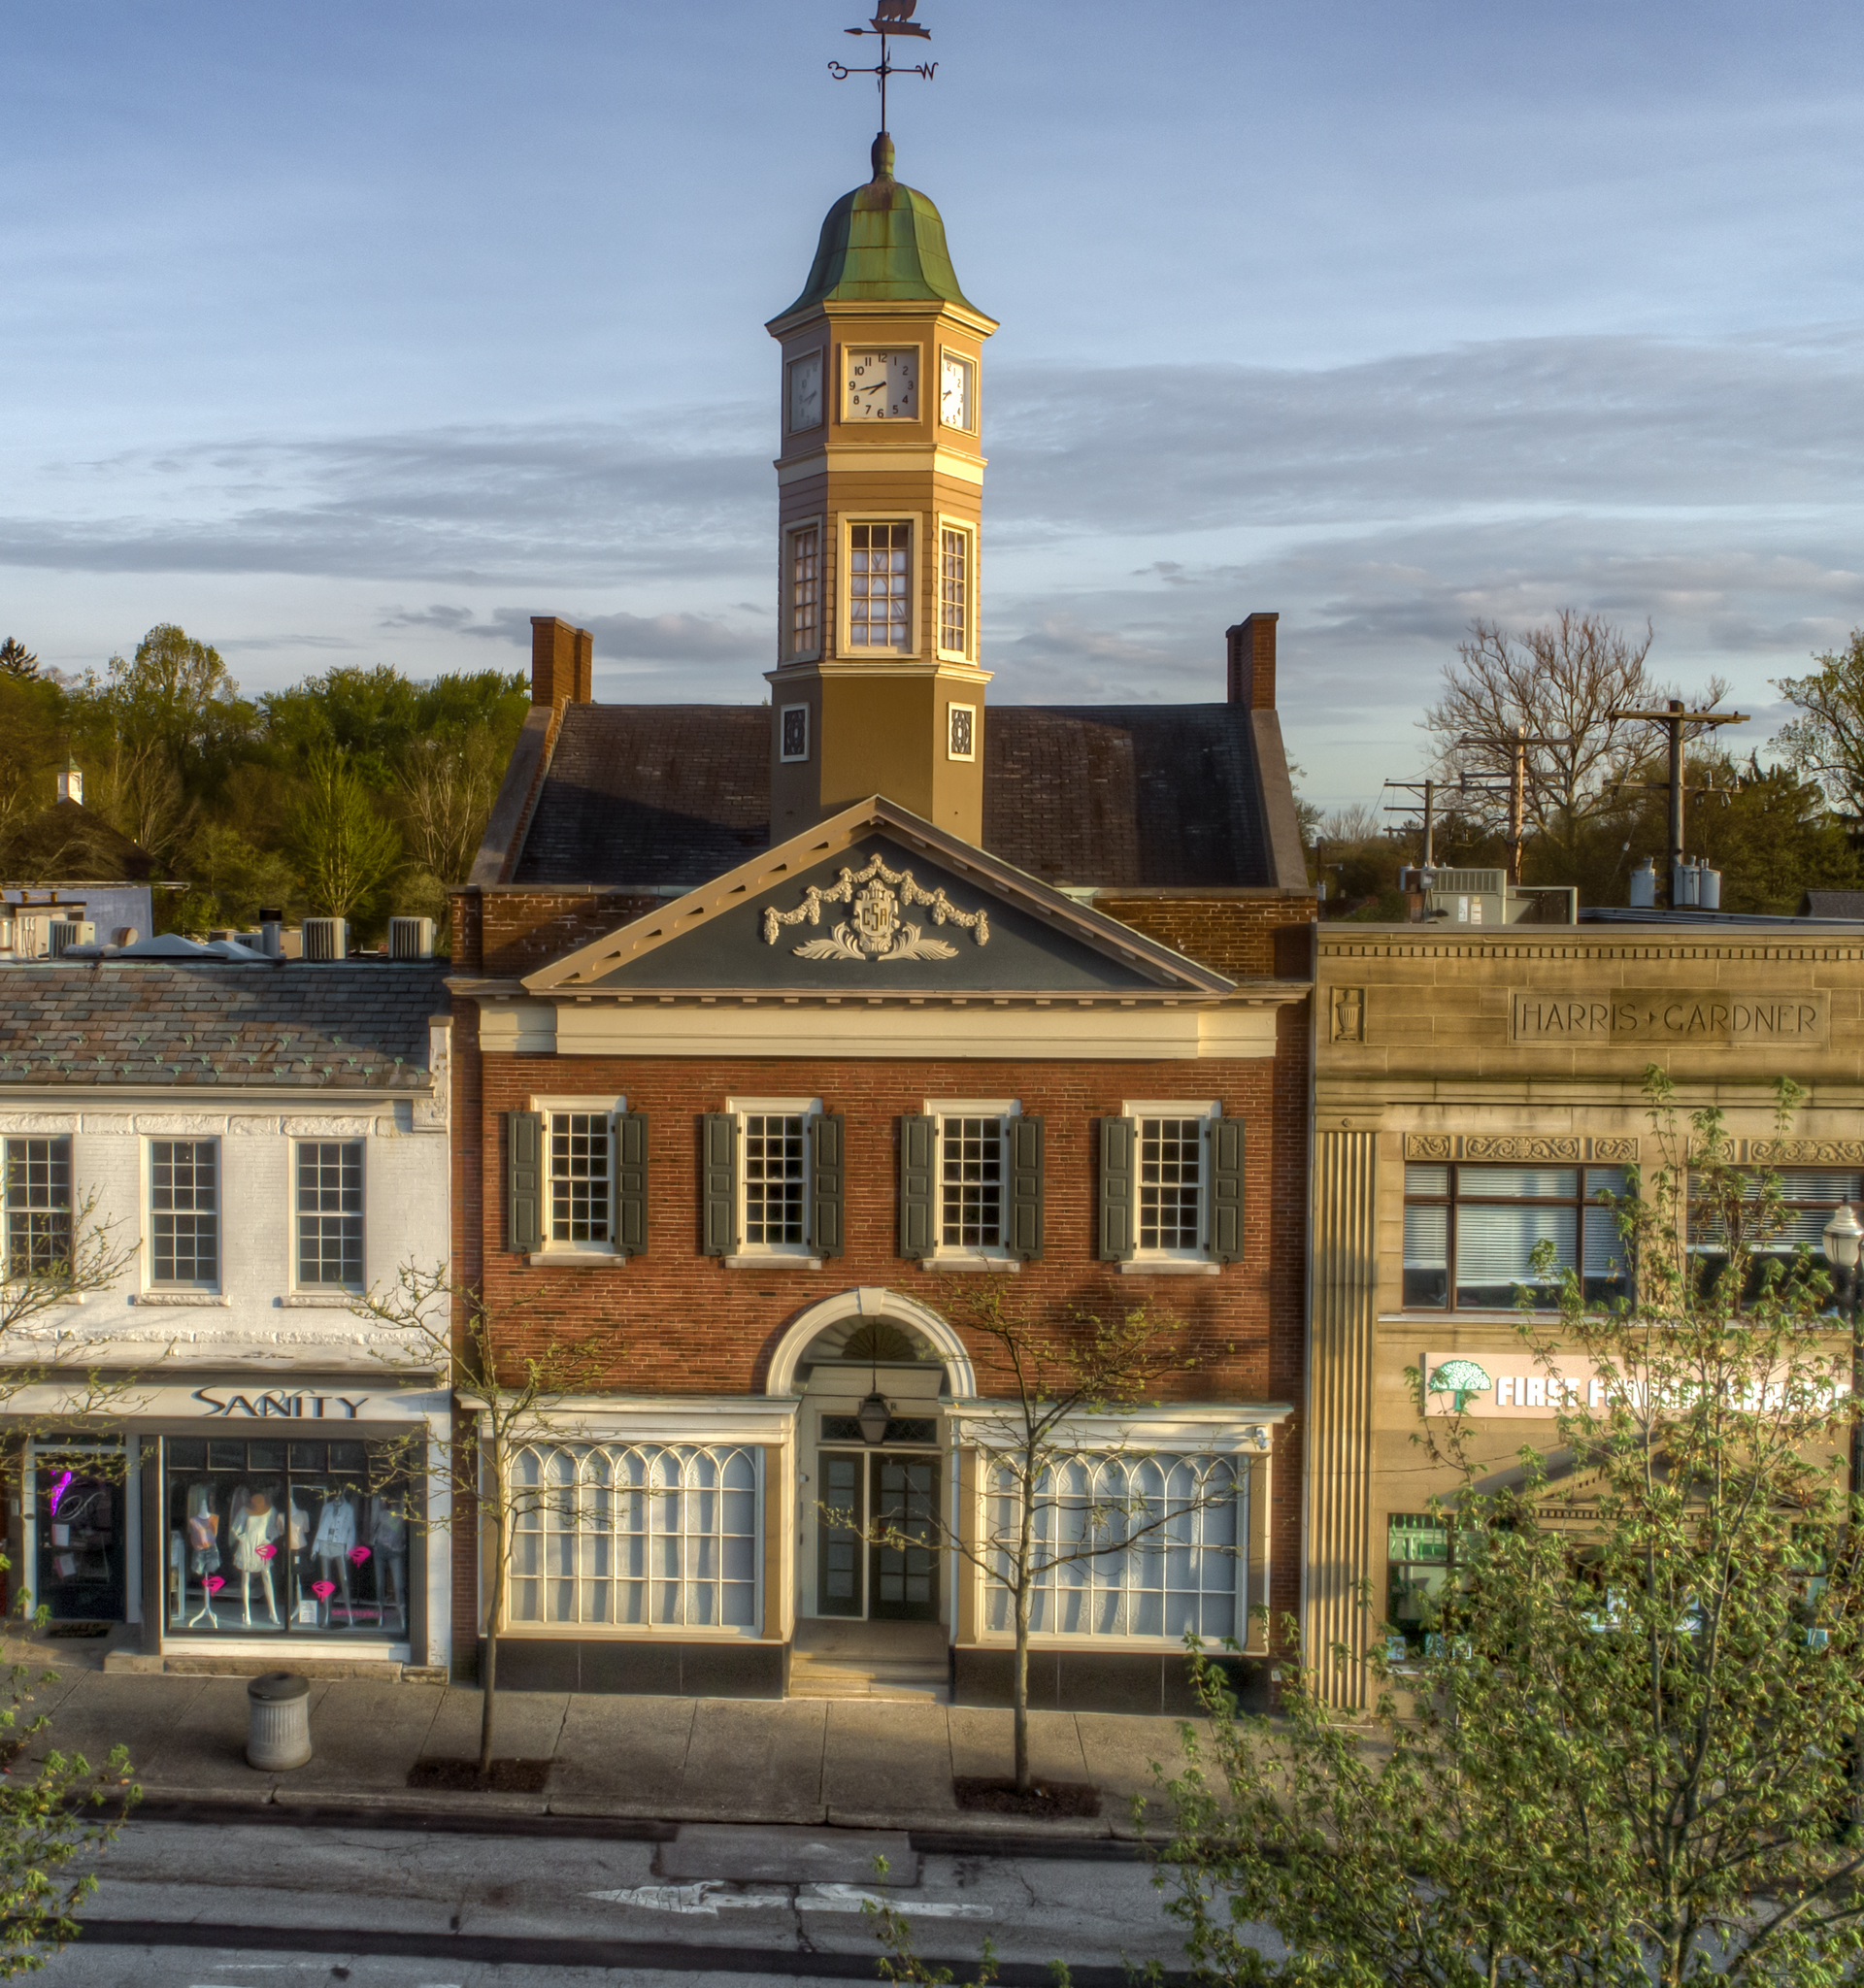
[
  {"xmin": 452, "ymin": 889, "xmax": 671, "ymax": 980},
  {"xmin": 1097, "ymin": 894, "xmax": 1316, "ymax": 981}
]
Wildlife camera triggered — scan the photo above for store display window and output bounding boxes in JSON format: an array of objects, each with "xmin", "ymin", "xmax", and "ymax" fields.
[
  {"xmin": 35, "ymin": 1444, "xmax": 125, "ymax": 1622},
  {"xmin": 165, "ymin": 1436, "xmax": 413, "ymax": 1640},
  {"xmin": 1386, "ymin": 1511, "xmax": 1455, "ymax": 1654}
]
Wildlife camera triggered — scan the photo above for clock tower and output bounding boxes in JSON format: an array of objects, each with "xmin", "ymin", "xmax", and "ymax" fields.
[{"xmin": 765, "ymin": 133, "xmax": 998, "ymax": 841}]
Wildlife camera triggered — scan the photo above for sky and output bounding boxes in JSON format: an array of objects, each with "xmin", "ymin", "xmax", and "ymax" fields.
[{"xmin": 5, "ymin": 0, "xmax": 1864, "ymax": 809}]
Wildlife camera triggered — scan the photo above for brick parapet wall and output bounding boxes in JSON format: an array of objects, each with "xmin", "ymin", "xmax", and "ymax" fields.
[
  {"xmin": 1097, "ymin": 895, "xmax": 1316, "ymax": 981},
  {"xmin": 450, "ymin": 889, "xmax": 672, "ymax": 981}
]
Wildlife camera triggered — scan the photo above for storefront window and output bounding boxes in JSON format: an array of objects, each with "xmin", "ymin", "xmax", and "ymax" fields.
[
  {"xmin": 984, "ymin": 1453, "xmax": 1242, "ymax": 1640},
  {"xmin": 1403, "ymin": 1163, "xmax": 1629, "ymax": 1309},
  {"xmin": 509, "ymin": 1443, "xmax": 760, "ymax": 1631},
  {"xmin": 35, "ymin": 1443, "xmax": 125, "ymax": 1623},
  {"xmin": 1691, "ymin": 1167, "xmax": 1863, "ymax": 1301},
  {"xmin": 1386, "ymin": 1511, "xmax": 1454, "ymax": 1652},
  {"xmin": 165, "ymin": 1437, "xmax": 413, "ymax": 1640}
]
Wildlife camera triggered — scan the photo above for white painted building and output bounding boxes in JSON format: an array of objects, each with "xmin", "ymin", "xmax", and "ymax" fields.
[{"xmin": 0, "ymin": 955, "xmax": 453, "ymax": 1677}]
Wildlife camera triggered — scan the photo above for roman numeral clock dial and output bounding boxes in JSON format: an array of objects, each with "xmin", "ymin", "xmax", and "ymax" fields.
[{"xmin": 844, "ymin": 348, "xmax": 918, "ymax": 420}]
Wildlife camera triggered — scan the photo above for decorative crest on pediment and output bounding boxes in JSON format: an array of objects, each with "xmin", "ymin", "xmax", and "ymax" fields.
[{"xmin": 761, "ymin": 849, "xmax": 990, "ymax": 965}]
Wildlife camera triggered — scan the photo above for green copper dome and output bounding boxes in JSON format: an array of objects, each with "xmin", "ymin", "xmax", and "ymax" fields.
[{"xmin": 774, "ymin": 135, "xmax": 984, "ymax": 321}]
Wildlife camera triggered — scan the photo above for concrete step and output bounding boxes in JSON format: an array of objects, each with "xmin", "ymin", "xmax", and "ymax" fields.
[{"xmin": 788, "ymin": 1654, "xmax": 950, "ymax": 1704}]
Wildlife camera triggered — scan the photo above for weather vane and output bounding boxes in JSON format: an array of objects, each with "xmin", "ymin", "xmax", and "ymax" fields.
[{"xmin": 829, "ymin": 0, "xmax": 936, "ymax": 138}]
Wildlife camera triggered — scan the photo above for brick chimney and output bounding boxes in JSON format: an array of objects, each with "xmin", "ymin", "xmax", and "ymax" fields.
[
  {"xmin": 1226, "ymin": 612, "xmax": 1279, "ymax": 711},
  {"xmin": 531, "ymin": 616, "xmax": 594, "ymax": 709}
]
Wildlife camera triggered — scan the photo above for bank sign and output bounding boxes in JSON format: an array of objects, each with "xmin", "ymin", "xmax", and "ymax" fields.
[{"xmin": 1512, "ymin": 990, "xmax": 1828, "ymax": 1046}]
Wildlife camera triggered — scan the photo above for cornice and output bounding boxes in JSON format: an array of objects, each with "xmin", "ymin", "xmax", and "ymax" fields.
[{"xmin": 1319, "ymin": 933, "xmax": 1864, "ymax": 964}]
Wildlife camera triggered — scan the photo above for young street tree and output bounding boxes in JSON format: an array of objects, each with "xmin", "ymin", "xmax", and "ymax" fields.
[
  {"xmin": 351, "ymin": 1265, "xmax": 602, "ymax": 1780},
  {"xmin": 1152, "ymin": 1070, "xmax": 1864, "ymax": 1987},
  {"xmin": 840, "ymin": 1284, "xmax": 1227, "ymax": 1800}
]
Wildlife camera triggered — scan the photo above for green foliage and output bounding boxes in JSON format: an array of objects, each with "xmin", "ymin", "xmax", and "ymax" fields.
[
  {"xmin": 0, "ymin": 1590, "xmax": 138, "ymax": 1976},
  {"xmin": 288, "ymin": 749, "xmax": 403, "ymax": 924},
  {"xmin": 170, "ymin": 821, "xmax": 302, "ymax": 932},
  {"xmin": 1151, "ymin": 1068, "xmax": 1864, "ymax": 1985},
  {"xmin": 1775, "ymin": 628, "xmax": 1864, "ymax": 823},
  {"xmin": 0, "ymin": 641, "xmax": 42, "ymax": 682},
  {"xmin": 862, "ymin": 1854, "xmax": 1021, "ymax": 1988}
]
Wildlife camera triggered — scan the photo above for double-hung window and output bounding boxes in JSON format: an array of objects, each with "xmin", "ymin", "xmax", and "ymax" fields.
[
  {"xmin": 1098, "ymin": 1103, "xmax": 1242, "ymax": 1271},
  {"xmin": 1402, "ymin": 1162, "xmax": 1629, "ymax": 1310},
  {"xmin": 507, "ymin": 1101, "xmax": 648, "ymax": 1259},
  {"xmin": 938, "ymin": 526, "xmax": 970, "ymax": 657},
  {"xmin": 1689, "ymin": 1164, "xmax": 1864, "ymax": 1303},
  {"xmin": 150, "ymin": 1139, "xmax": 219, "ymax": 1290},
  {"xmin": 701, "ymin": 1099, "xmax": 842, "ymax": 1266},
  {"xmin": 901, "ymin": 1103, "xmax": 1043, "ymax": 1266},
  {"xmin": 296, "ymin": 1141, "xmax": 363, "ymax": 1290},
  {"xmin": 787, "ymin": 523, "xmax": 821, "ymax": 659},
  {"xmin": 848, "ymin": 521, "xmax": 911, "ymax": 650},
  {"xmin": 4, "ymin": 1136, "xmax": 70, "ymax": 1278}
]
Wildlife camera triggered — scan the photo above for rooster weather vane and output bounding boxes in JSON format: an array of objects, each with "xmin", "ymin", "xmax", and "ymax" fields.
[{"xmin": 828, "ymin": 0, "xmax": 937, "ymax": 134}]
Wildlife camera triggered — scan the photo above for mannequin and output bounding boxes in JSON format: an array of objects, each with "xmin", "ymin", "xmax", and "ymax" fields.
[
  {"xmin": 183, "ymin": 1483, "xmax": 220, "ymax": 1629},
  {"xmin": 371, "ymin": 1495, "xmax": 410, "ymax": 1632},
  {"xmin": 230, "ymin": 1489, "xmax": 283, "ymax": 1627},
  {"xmin": 311, "ymin": 1488, "xmax": 358, "ymax": 1625}
]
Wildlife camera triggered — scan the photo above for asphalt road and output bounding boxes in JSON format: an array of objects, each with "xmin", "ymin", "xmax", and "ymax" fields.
[{"xmin": 32, "ymin": 1815, "xmax": 1235, "ymax": 1988}]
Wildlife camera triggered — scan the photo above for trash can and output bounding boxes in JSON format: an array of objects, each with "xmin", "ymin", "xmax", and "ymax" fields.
[{"xmin": 246, "ymin": 1672, "xmax": 312, "ymax": 1771}]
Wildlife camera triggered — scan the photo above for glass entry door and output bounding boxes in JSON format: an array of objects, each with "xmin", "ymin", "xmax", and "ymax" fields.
[
  {"xmin": 814, "ymin": 1449, "xmax": 940, "ymax": 1622},
  {"xmin": 871, "ymin": 1453, "xmax": 940, "ymax": 1622}
]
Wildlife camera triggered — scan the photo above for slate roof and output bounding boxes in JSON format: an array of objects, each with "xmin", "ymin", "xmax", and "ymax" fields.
[
  {"xmin": 0, "ymin": 964, "xmax": 449, "ymax": 1090},
  {"xmin": 510, "ymin": 703, "xmax": 1276, "ymax": 890},
  {"xmin": 1802, "ymin": 890, "xmax": 1864, "ymax": 919}
]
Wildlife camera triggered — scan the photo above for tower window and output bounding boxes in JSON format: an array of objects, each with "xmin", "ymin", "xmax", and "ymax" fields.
[
  {"xmin": 849, "ymin": 522, "xmax": 911, "ymax": 648},
  {"xmin": 788, "ymin": 525, "xmax": 820, "ymax": 657},
  {"xmin": 780, "ymin": 705, "xmax": 810, "ymax": 763},
  {"xmin": 940, "ymin": 528, "xmax": 969, "ymax": 655}
]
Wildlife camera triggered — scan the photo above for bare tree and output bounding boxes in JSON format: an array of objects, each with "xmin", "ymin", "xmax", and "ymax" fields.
[
  {"xmin": 830, "ymin": 1285, "xmax": 1243, "ymax": 1800},
  {"xmin": 394, "ymin": 731, "xmax": 506, "ymax": 886},
  {"xmin": 1774, "ymin": 628, "xmax": 1864, "ymax": 823},
  {"xmin": 350, "ymin": 1265, "xmax": 602, "ymax": 1780},
  {"xmin": 1424, "ymin": 612, "xmax": 1676, "ymax": 880}
]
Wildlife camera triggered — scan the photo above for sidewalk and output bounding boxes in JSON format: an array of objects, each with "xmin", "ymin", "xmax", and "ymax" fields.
[{"xmin": 4, "ymin": 1632, "xmax": 1200, "ymax": 1839}]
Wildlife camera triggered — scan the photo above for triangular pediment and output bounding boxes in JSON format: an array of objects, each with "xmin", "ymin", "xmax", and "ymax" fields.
[{"xmin": 524, "ymin": 798, "xmax": 1234, "ymax": 998}]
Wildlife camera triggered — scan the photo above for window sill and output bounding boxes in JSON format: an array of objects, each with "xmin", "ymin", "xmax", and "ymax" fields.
[
  {"xmin": 723, "ymin": 1254, "xmax": 822, "ymax": 1272},
  {"xmin": 136, "ymin": 1291, "xmax": 230, "ymax": 1307},
  {"xmin": 526, "ymin": 1250, "xmax": 625, "ymax": 1270},
  {"xmin": 1120, "ymin": 1259, "xmax": 1221, "ymax": 1276},
  {"xmin": 922, "ymin": 1254, "xmax": 1019, "ymax": 1274},
  {"xmin": 280, "ymin": 1292, "xmax": 364, "ymax": 1309}
]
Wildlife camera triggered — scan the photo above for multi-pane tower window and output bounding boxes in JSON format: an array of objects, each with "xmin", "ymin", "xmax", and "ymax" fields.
[
  {"xmin": 789, "ymin": 526, "xmax": 820, "ymax": 656},
  {"xmin": 743, "ymin": 1114, "xmax": 806, "ymax": 1246},
  {"xmin": 550, "ymin": 1113, "xmax": 611, "ymax": 1243},
  {"xmin": 5, "ymin": 1137, "xmax": 70, "ymax": 1276},
  {"xmin": 150, "ymin": 1140, "xmax": 218, "ymax": 1286},
  {"xmin": 849, "ymin": 522, "xmax": 910, "ymax": 647},
  {"xmin": 297, "ymin": 1141, "xmax": 363, "ymax": 1287},
  {"xmin": 939, "ymin": 528, "xmax": 968, "ymax": 654}
]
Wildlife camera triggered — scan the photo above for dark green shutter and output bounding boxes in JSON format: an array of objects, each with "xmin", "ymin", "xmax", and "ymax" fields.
[
  {"xmin": 1098, "ymin": 1115, "xmax": 1136, "ymax": 1262},
  {"xmin": 507, "ymin": 1110, "xmax": 543, "ymax": 1254},
  {"xmin": 616, "ymin": 1110, "xmax": 649, "ymax": 1257},
  {"xmin": 1210, "ymin": 1116, "xmax": 1245, "ymax": 1263},
  {"xmin": 1009, "ymin": 1115, "xmax": 1045, "ymax": 1261},
  {"xmin": 700, "ymin": 1112, "xmax": 736, "ymax": 1257},
  {"xmin": 900, "ymin": 1114, "xmax": 935, "ymax": 1259},
  {"xmin": 811, "ymin": 1113, "xmax": 846, "ymax": 1258}
]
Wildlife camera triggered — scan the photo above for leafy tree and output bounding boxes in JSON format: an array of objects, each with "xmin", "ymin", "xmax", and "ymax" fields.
[
  {"xmin": 1686, "ymin": 749, "xmax": 1860, "ymax": 912},
  {"xmin": 350, "ymin": 1265, "xmax": 602, "ymax": 1779},
  {"xmin": 171, "ymin": 821, "xmax": 300, "ymax": 931},
  {"xmin": 1151, "ymin": 1069, "xmax": 1864, "ymax": 1986},
  {"xmin": 0, "ymin": 641, "xmax": 41, "ymax": 682},
  {"xmin": 1775, "ymin": 628, "xmax": 1864, "ymax": 823},
  {"xmin": 83, "ymin": 624, "xmax": 250, "ymax": 794},
  {"xmin": 287, "ymin": 748, "xmax": 402, "ymax": 927},
  {"xmin": 259, "ymin": 665, "xmax": 422, "ymax": 786}
]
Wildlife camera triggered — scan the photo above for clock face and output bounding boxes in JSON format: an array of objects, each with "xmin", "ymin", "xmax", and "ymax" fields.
[
  {"xmin": 786, "ymin": 350, "xmax": 823, "ymax": 433},
  {"xmin": 844, "ymin": 348, "xmax": 918, "ymax": 421},
  {"xmin": 940, "ymin": 353, "xmax": 975, "ymax": 431}
]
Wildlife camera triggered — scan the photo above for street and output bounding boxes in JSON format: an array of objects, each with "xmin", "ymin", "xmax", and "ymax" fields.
[{"xmin": 34, "ymin": 1815, "xmax": 1239, "ymax": 1987}]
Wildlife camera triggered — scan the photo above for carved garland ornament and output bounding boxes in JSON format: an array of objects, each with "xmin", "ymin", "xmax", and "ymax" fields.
[
  {"xmin": 761, "ymin": 850, "xmax": 990, "ymax": 965},
  {"xmin": 1403, "ymin": 1134, "xmax": 1641, "ymax": 1163},
  {"xmin": 1746, "ymin": 1139, "xmax": 1864, "ymax": 1166}
]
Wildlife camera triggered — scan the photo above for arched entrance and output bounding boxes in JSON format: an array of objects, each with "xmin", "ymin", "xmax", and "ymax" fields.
[{"xmin": 768, "ymin": 1291, "xmax": 969, "ymax": 1692}]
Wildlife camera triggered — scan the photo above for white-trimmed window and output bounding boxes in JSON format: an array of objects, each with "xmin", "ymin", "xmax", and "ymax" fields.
[
  {"xmin": 906, "ymin": 1098, "xmax": 1046, "ymax": 1268},
  {"xmin": 743, "ymin": 1109, "xmax": 809, "ymax": 1249},
  {"xmin": 786, "ymin": 523, "xmax": 821, "ymax": 659},
  {"xmin": 4, "ymin": 1136, "xmax": 70, "ymax": 1278},
  {"xmin": 295, "ymin": 1140, "xmax": 364, "ymax": 1290},
  {"xmin": 510, "ymin": 1442, "xmax": 761, "ymax": 1632},
  {"xmin": 848, "ymin": 520, "xmax": 912, "ymax": 650},
  {"xmin": 1134, "ymin": 1101, "xmax": 1216, "ymax": 1263},
  {"xmin": 938, "ymin": 525, "xmax": 971, "ymax": 657},
  {"xmin": 947, "ymin": 702, "xmax": 976, "ymax": 763},
  {"xmin": 705, "ymin": 1098, "xmax": 839, "ymax": 1267},
  {"xmin": 983, "ymin": 1452, "xmax": 1242, "ymax": 1641},
  {"xmin": 150, "ymin": 1138, "xmax": 219, "ymax": 1289},
  {"xmin": 551, "ymin": 1112, "xmax": 611, "ymax": 1244},
  {"xmin": 779, "ymin": 704, "xmax": 811, "ymax": 764}
]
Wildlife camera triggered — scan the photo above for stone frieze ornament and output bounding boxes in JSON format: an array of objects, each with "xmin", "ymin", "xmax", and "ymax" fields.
[{"xmin": 761, "ymin": 851, "xmax": 990, "ymax": 964}]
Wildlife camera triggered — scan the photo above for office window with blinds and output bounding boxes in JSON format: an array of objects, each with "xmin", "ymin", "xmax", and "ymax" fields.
[{"xmin": 1402, "ymin": 1162, "xmax": 1629, "ymax": 1310}]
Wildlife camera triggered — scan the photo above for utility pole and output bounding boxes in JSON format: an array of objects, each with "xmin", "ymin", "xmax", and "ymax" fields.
[
  {"xmin": 1381, "ymin": 779, "xmax": 1441, "ymax": 866},
  {"xmin": 1453, "ymin": 725, "xmax": 1573, "ymax": 885},
  {"xmin": 1606, "ymin": 698, "xmax": 1749, "ymax": 902}
]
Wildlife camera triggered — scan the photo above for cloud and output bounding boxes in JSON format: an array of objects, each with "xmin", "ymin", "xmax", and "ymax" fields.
[
  {"xmin": 379, "ymin": 604, "xmax": 477, "ymax": 630},
  {"xmin": 458, "ymin": 605, "xmax": 767, "ymax": 665}
]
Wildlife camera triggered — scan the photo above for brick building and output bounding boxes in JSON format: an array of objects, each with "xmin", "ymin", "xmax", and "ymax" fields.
[{"xmin": 448, "ymin": 134, "xmax": 1316, "ymax": 1708}]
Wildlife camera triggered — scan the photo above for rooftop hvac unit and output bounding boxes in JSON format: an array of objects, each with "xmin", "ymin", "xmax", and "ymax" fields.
[
  {"xmin": 388, "ymin": 916, "xmax": 436, "ymax": 960},
  {"xmin": 301, "ymin": 917, "xmax": 348, "ymax": 962},
  {"xmin": 47, "ymin": 920, "xmax": 96, "ymax": 956}
]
